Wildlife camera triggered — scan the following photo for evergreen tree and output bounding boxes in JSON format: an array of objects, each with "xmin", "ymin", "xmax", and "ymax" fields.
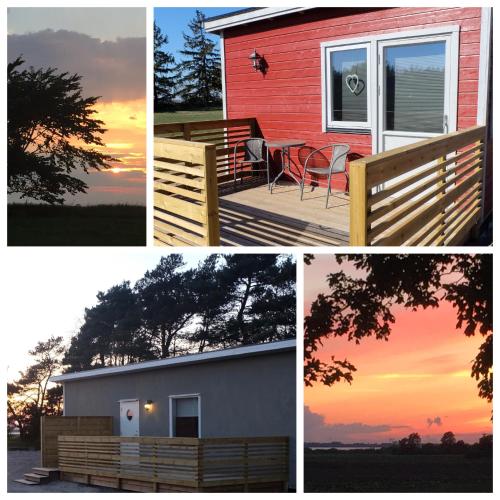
[
  {"xmin": 8, "ymin": 57, "xmax": 114, "ymax": 204},
  {"xmin": 176, "ymin": 10, "xmax": 221, "ymax": 106},
  {"xmin": 135, "ymin": 255, "xmax": 196, "ymax": 358},
  {"xmin": 7, "ymin": 337, "xmax": 65, "ymax": 443},
  {"xmin": 63, "ymin": 282, "xmax": 147, "ymax": 371},
  {"xmin": 188, "ymin": 255, "xmax": 230, "ymax": 352},
  {"xmin": 154, "ymin": 23, "xmax": 177, "ymax": 110}
]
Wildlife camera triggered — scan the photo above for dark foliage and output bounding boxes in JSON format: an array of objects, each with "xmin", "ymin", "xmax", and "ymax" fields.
[
  {"xmin": 7, "ymin": 337, "xmax": 65, "ymax": 444},
  {"xmin": 8, "ymin": 57, "xmax": 114, "ymax": 204},
  {"xmin": 154, "ymin": 23, "xmax": 177, "ymax": 111},
  {"xmin": 176, "ymin": 10, "xmax": 221, "ymax": 107},
  {"xmin": 63, "ymin": 254, "xmax": 296, "ymax": 371}
]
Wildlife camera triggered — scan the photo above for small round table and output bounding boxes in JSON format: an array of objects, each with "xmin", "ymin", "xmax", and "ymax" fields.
[{"xmin": 265, "ymin": 139, "xmax": 306, "ymax": 193}]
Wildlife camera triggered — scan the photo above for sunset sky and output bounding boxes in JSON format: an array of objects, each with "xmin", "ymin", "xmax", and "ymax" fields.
[
  {"xmin": 7, "ymin": 8, "xmax": 146, "ymax": 205},
  {"xmin": 304, "ymin": 256, "xmax": 492, "ymax": 445}
]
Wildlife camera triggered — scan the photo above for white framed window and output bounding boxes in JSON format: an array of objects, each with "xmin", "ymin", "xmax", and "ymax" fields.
[
  {"xmin": 321, "ymin": 26, "xmax": 459, "ymax": 153},
  {"xmin": 324, "ymin": 42, "xmax": 371, "ymax": 130},
  {"xmin": 169, "ymin": 394, "xmax": 201, "ymax": 438}
]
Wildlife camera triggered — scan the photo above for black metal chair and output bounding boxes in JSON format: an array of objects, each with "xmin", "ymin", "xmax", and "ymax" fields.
[
  {"xmin": 233, "ymin": 138, "xmax": 268, "ymax": 189},
  {"xmin": 299, "ymin": 144, "xmax": 350, "ymax": 208}
]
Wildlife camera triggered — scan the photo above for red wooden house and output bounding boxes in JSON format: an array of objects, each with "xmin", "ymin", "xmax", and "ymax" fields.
[
  {"xmin": 153, "ymin": 7, "xmax": 492, "ymax": 246},
  {"xmin": 205, "ymin": 7, "xmax": 492, "ymax": 221}
]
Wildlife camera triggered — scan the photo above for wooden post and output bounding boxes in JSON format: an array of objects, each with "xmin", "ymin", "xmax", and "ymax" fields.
[
  {"xmin": 436, "ymin": 154, "xmax": 447, "ymax": 244},
  {"xmin": 203, "ymin": 144, "xmax": 221, "ymax": 246},
  {"xmin": 349, "ymin": 160, "xmax": 368, "ymax": 246},
  {"xmin": 183, "ymin": 123, "xmax": 192, "ymax": 142},
  {"xmin": 197, "ymin": 441, "xmax": 204, "ymax": 491}
]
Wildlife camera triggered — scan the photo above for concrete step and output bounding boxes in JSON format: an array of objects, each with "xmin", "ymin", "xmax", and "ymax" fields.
[
  {"xmin": 32, "ymin": 467, "xmax": 60, "ymax": 480},
  {"xmin": 23, "ymin": 473, "xmax": 50, "ymax": 484},
  {"xmin": 13, "ymin": 478, "xmax": 39, "ymax": 485}
]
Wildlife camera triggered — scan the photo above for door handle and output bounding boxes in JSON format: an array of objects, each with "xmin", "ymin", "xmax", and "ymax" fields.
[{"xmin": 443, "ymin": 114, "xmax": 449, "ymax": 134}]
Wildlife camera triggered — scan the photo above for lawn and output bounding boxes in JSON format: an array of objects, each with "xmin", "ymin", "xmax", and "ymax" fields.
[
  {"xmin": 304, "ymin": 450, "xmax": 493, "ymax": 493},
  {"xmin": 8, "ymin": 204, "xmax": 146, "ymax": 246},
  {"xmin": 154, "ymin": 108, "xmax": 223, "ymax": 124}
]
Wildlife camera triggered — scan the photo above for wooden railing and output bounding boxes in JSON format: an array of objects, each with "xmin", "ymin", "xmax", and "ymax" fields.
[
  {"xmin": 154, "ymin": 137, "xmax": 220, "ymax": 246},
  {"xmin": 41, "ymin": 416, "xmax": 113, "ymax": 468},
  {"xmin": 349, "ymin": 125, "xmax": 485, "ymax": 246},
  {"xmin": 58, "ymin": 435, "xmax": 289, "ymax": 492},
  {"xmin": 154, "ymin": 118, "xmax": 258, "ymax": 189}
]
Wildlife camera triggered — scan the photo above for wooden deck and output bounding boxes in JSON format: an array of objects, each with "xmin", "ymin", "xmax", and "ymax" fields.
[{"xmin": 219, "ymin": 181, "xmax": 349, "ymax": 246}]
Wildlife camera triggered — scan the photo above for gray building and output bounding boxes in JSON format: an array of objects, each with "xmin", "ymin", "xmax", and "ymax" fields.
[{"xmin": 51, "ymin": 339, "xmax": 296, "ymax": 487}]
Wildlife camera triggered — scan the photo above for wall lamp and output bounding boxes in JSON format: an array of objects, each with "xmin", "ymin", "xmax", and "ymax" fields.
[
  {"xmin": 248, "ymin": 49, "xmax": 263, "ymax": 72},
  {"xmin": 144, "ymin": 400, "xmax": 153, "ymax": 412}
]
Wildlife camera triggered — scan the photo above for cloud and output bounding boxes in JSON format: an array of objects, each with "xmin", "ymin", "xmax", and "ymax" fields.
[
  {"xmin": 305, "ymin": 406, "xmax": 409, "ymax": 443},
  {"xmin": 8, "ymin": 29, "xmax": 145, "ymax": 102},
  {"xmin": 426, "ymin": 416, "xmax": 443, "ymax": 427}
]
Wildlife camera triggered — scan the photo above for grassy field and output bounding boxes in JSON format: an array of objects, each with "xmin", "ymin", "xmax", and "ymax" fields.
[
  {"xmin": 305, "ymin": 450, "xmax": 493, "ymax": 493},
  {"xmin": 154, "ymin": 108, "xmax": 223, "ymax": 124},
  {"xmin": 8, "ymin": 204, "xmax": 146, "ymax": 246}
]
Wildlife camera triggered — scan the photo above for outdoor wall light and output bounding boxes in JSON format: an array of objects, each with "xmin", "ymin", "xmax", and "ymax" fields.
[
  {"xmin": 144, "ymin": 400, "xmax": 153, "ymax": 412},
  {"xmin": 249, "ymin": 49, "xmax": 263, "ymax": 72}
]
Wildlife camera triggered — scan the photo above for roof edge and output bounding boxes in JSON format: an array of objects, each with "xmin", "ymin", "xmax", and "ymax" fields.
[
  {"xmin": 50, "ymin": 339, "xmax": 296, "ymax": 383},
  {"xmin": 204, "ymin": 7, "xmax": 314, "ymax": 33}
]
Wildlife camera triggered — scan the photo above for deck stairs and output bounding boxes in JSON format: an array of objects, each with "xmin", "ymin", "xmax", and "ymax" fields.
[{"xmin": 13, "ymin": 467, "xmax": 60, "ymax": 486}]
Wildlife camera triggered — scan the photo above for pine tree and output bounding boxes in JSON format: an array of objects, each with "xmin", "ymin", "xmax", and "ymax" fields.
[
  {"xmin": 154, "ymin": 23, "xmax": 177, "ymax": 110},
  {"xmin": 176, "ymin": 10, "xmax": 221, "ymax": 107}
]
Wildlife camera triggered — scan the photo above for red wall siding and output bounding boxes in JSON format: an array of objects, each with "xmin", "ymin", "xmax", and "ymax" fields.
[{"xmin": 223, "ymin": 7, "xmax": 483, "ymax": 191}]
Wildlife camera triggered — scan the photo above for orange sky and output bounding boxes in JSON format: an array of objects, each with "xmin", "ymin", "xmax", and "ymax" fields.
[
  {"xmin": 8, "ymin": 10, "xmax": 146, "ymax": 205},
  {"xmin": 70, "ymin": 98, "xmax": 146, "ymax": 205},
  {"xmin": 304, "ymin": 255, "xmax": 492, "ymax": 444}
]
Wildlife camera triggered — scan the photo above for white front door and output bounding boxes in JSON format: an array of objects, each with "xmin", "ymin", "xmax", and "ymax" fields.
[
  {"xmin": 377, "ymin": 34, "xmax": 456, "ymax": 154},
  {"xmin": 120, "ymin": 399, "xmax": 139, "ymax": 437}
]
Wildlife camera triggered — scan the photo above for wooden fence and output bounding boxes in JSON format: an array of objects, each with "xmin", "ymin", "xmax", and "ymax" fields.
[
  {"xmin": 349, "ymin": 125, "xmax": 486, "ymax": 245},
  {"xmin": 58, "ymin": 435, "xmax": 289, "ymax": 492},
  {"xmin": 154, "ymin": 138, "xmax": 220, "ymax": 246},
  {"xmin": 40, "ymin": 416, "xmax": 113, "ymax": 468},
  {"xmin": 154, "ymin": 118, "xmax": 258, "ymax": 188},
  {"xmin": 154, "ymin": 118, "xmax": 258, "ymax": 246}
]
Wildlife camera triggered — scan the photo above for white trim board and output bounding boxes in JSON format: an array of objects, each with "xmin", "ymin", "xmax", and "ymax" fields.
[
  {"xmin": 477, "ymin": 7, "xmax": 492, "ymax": 219},
  {"xmin": 220, "ymin": 32, "xmax": 227, "ymax": 120},
  {"xmin": 51, "ymin": 339, "xmax": 296, "ymax": 383},
  {"xmin": 477, "ymin": 7, "xmax": 492, "ymax": 126},
  {"xmin": 168, "ymin": 394, "xmax": 202, "ymax": 438},
  {"xmin": 204, "ymin": 8, "xmax": 314, "ymax": 33}
]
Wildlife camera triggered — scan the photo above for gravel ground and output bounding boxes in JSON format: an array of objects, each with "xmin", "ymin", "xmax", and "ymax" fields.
[{"xmin": 8, "ymin": 450, "xmax": 116, "ymax": 493}]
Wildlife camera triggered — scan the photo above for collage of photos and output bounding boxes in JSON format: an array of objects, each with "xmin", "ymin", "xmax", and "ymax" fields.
[{"xmin": 4, "ymin": 3, "xmax": 494, "ymax": 497}]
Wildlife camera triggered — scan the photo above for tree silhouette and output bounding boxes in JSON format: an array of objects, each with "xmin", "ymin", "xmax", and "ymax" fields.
[
  {"xmin": 176, "ymin": 10, "xmax": 221, "ymax": 107},
  {"xmin": 7, "ymin": 336, "xmax": 65, "ymax": 442},
  {"xmin": 440, "ymin": 431, "xmax": 457, "ymax": 448},
  {"xmin": 154, "ymin": 23, "xmax": 177, "ymax": 110},
  {"xmin": 7, "ymin": 57, "xmax": 114, "ymax": 204},
  {"xmin": 399, "ymin": 432, "xmax": 421, "ymax": 450},
  {"xmin": 304, "ymin": 254, "xmax": 492, "ymax": 405}
]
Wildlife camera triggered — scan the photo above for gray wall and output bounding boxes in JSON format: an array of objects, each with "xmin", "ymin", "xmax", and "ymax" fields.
[{"xmin": 63, "ymin": 350, "xmax": 296, "ymax": 487}]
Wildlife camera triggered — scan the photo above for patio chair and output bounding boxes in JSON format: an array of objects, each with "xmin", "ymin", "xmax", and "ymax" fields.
[
  {"xmin": 233, "ymin": 138, "xmax": 268, "ymax": 189},
  {"xmin": 299, "ymin": 143, "xmax": 350, "ymax": 208}
]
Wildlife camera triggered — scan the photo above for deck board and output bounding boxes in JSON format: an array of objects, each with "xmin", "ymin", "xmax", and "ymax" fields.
[{"xmin": 219, "ymin": 182, "xmax": 349, "ymax": 246}]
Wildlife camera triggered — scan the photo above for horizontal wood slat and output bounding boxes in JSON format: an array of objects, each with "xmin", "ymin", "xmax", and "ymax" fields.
[
  {"xmin": 154, "ymin": 136, "xmax": 220, "ymax": 246},
  {"xmin": 57, "ymin": 435, "xmax": 288, "ymax": 492},
  {"xmin": 349, "ymin": 125, "xmax": 485, "ymax": 246},
  {"xmin": 41, "ymin": 416, "xmax": 113, "ymax": 468}
]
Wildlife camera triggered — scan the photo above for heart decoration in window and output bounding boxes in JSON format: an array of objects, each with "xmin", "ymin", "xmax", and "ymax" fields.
[
  {"xmin": 345, "ymin": 74, "xmax": 360, "ymax": 94},
  {"xmin": 126, "ymin": 409, "xmax": 133, "ymax": 421}
]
